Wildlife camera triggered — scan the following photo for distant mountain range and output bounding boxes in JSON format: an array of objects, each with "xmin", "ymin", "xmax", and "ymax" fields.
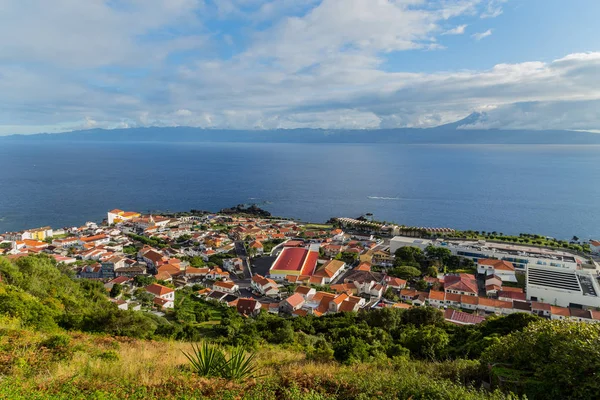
[{"xmin": 3, "ymin": 113, "xmax": 600, "ymax": 144}]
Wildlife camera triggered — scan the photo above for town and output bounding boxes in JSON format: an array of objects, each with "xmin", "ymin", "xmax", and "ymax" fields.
[{"xmin": 1, "ymin": 208, "xmax": 600, "ymax": 326}]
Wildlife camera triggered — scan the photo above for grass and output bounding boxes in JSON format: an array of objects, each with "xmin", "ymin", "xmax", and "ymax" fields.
[
  {"xmin": 304, "ymin": 223, "xmax": 334, "ymax": 230},
  {"xmin": 0, "ymin": 321, "xmax": 520, "ymax": 399}
]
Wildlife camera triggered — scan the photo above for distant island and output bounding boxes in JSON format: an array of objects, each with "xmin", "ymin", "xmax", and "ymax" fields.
[{"xmin": 2, "ymin": 113, "xmax": 600, "ymax": 145}]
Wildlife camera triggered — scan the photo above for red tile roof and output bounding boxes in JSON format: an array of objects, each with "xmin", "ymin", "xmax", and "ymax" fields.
[
  {"xmin": 145, "ymin": 283, "xmax": 174, "ymax": 297},
  {"xmin": 444, "ymin": 309, "xmax": 486, "ymax": 325}
]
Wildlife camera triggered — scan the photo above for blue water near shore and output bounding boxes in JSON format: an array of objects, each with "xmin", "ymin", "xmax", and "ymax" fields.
[{"xmin": 0, "ymin": 141, "xmax": 599, "ymax": 240}]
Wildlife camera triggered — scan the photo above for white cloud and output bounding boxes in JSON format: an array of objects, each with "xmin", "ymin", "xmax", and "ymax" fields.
[
  {"xmin": 442, "ymin": 24, "xmax": 467, "ymax": 35},
  {"xmin": 481, "ymin": 0, "xmax": 506, "ymax": 18},
  {"xmin": 472, "ymin": 29, "xmax": 493, "ymax": 40},
  {"xmin": 0, "ymin": 1, "xmax": 598, "ymax": 135}
]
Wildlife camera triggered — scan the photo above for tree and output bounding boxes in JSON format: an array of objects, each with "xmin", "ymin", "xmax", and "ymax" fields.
[
  {"xmin": 402, "ymin": 325, "xmax": 449, "ymax": 360},
  {"xmin": 415, "ymin": 279, "xmax": 428, "ymax": 291},
  {"xmin": 134, "ymin": 275, "xmax": 156, "ymax": 287},
  {"xmin": 426, "ymin": 266, "xmax": 439, "ymax": 277},
  {"xmin": 400, "ymin": 306, "xmax": 445, "ymax": 328},
  {"xmin": 383, "ymin": 287, "xmax": 400, "ymax": 302},
  {"xmin": 482, "ymin": 320, "xmax": 600, "ymax": 400},
  {"xmin": 394, "ymin": 246, "xmax": 425, "ymax": 268},
  {"xmin": 110, "ymin": 283, "xmax": 123, "ymax": 298},
  {"xmin": 390, "ymin": 265, "xmax": 421, "ymax": 280}
]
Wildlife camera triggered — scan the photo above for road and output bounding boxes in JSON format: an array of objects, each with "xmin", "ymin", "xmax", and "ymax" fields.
[{"xmin": 234, "ymin": 241, "xmax": 252, "ymax": 279}]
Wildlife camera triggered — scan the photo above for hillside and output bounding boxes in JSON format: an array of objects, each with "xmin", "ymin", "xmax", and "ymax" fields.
[
  {"xmin": 1, "ymin": 255, "xmax": 599, "ymax": 399},
  {"xmin": 2, "ymin": 114, "xmax": 600, "ymax": 144}
]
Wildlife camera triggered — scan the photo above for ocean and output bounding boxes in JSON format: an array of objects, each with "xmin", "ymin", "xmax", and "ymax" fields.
[{"xmin": 0, "ymin": 141, "xmax": 599, "ymax": 240}]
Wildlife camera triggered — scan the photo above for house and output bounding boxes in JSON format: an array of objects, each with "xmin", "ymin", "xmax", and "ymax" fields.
[
  {"xmin": 498, "ymin": 290, "xmax": 526, "ymax": 302},
  {"xmin": 295, "ymin": 285, "xmax": 316, "ymax": 300},
  {"xmin": 104, "ymin": 276, "xmax": 132, "ymax": 291},
  {"xmin": 223, "ymin": 258, "xmax": 245, "ymax": 273},
  {"xmin": 443, "ymin": 274, "xmax": 478, "ymax": 296},
  {"xmin": 184, "ymin": 267, "xmax": 210, "ymax": 278},
  {"xmin": 477, "ymin": 259, "xmax": 517, "ymax": 282},
  {"xmin": 145, "ymin": 283, "xmax": 175, "ymax": 309},
  {"xmin": 329, "ymin": 293, "xmax": 349, "ymax": 312},
  {"xmin": 279, "ymin": 293, "xmax": 306, "ymax": 314},
  {"xmin": 22, "ymin": 226, "xmax": 53, "ymax": 241},
  {"xmin": 384, "ymin": 276, "xmax": 407, "ymax": 290},
  {"xmin": 213, "ymin": 280, "xmax": 239, "ymax": 294},
  {"xmin": 550, "ymin": 306, "xmax": 571, "ymax": 320},
  {"xmin": 312, "ymin": 259, "xmax": 346, "ymax": 284},
  {"xmin": 52, "ymin": 237, "xmax": 79, "ymax": 248},
  {"xmin": 107, "ymin": 209, "xmax": 140, "ymax": 225},
  {"xmin": 236, "ymin": 298, "xmax": 261, "ymax": 316},
  {"xmin": 372, "ymin": 250, "xmax": 393, "ymax": 267},
  {"xmin": 248, "ymin": 240, "xmax": 264, "ymax": 255},
  {"xmin": 79, "ymin": 263, "xmax": 102, "ymax": 279},
  {"xmin": 79, "ymin": 234, "xmax": 110, "ymax": 247},
  {"xmin": 531, "ymin": 301, "xmax": 551, "ymax": 317},
  {"xmin": 207, "ymin": 267, "xmax": 230, "ymax": 280},
  {"xmin": 251, "ymin": 274, "xmax": 280, "ymax": 297},
  {"xmin": 114, "ymin": 264, "xmax": 147, "ymax": 277}
]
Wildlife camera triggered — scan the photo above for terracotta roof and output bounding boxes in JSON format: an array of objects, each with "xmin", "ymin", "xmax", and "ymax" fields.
[
  {"xmin": 478, "ymin": 258, "xmax": 515, "ymax": 271},
  {"xmin": 332, "ymin": 293, "xmax": 349, "ymax": 305},
  {"xmin": 445, "ymin": 293, "xmax": 461, "ymax": 302},
  {"xmin": 313, "ymin": 259, "xmax": 345, "ymax": 278},
  {"xmin": 80, "ymin": 234, "xmax": 108, "ymax": 243},
  {"xmin": 145, "ymin": 283, "xmax": 174, "ymax": 297},
  {"xmin": 153, "ymin": 297, "xmax": 171, "ymax": 307},
  {"xmin": 293, "ymin": 309, "xmax": 309, "ymax": 317},
  {"xmin": 284, "ymin": 293, "xmax": 305, "ymax": 308},
  {"xmin": 214, "ymin": 281, "xmax": 237, "ymax": 290},
  {"xmin": 500, "ymin": 286, "xmax": 524, "ymax": 293},
  {"xmin": 551, "ymin": 306, "xmax": 570, "ymax": 317},
  {"xmin": 444, "ymin": 309, "xmax": 486, "ymax": 325},
  {"xmin": 154, "ymin": 271, "xmax": 172, "ymax": 281},
  {"xmin": 498, "ymin": 291, "xmax": 526, "ymax": 301},
  {"xmin": 295, "ymin": 286, "xmax": 314, "ymax": 295},
  {"xmin": 355, "ymin": 262, "xmax": 371, "ymax": 271},
  {"xmin": 531, "ymin": 301, "xmax": 551, "ymax": 311},
  {"xmin": 338, "ymin": 301, "xmax": 356, "ymax": 312},
  {"xmin": 444, "ymin": 274, "xmax": 478, "ymax": 294},
  {"xmin": 428, "ymin": 290, "xmax": 446, "ymax": 301},
  {"xmin": 460, "ymin": 295, "xmax": 479, "ymax": 305}
]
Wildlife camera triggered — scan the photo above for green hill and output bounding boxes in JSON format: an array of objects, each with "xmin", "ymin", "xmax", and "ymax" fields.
[{"xmin": 1, "ymin": 255, "xmax": 598, "ymax": 399}]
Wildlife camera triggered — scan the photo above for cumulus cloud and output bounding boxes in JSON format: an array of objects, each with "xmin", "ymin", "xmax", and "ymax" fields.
[
  {"xmin": 0, "ymin": 0, "xmax": 598, "ymax": 135},
  {"xmin": 472, "ymin": 29, "xmax": 493, "ymax": 40}
]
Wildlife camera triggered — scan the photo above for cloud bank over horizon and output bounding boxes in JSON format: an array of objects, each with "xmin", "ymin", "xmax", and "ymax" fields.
[{"xmin": 0, "ymin": 0, "xmax": 599, "ymax": 135}]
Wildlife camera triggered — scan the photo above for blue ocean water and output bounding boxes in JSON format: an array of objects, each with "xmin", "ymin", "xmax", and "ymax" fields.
[{"xmin": 0, "ymin": 141, "xmax": 599, "ymax": 240}]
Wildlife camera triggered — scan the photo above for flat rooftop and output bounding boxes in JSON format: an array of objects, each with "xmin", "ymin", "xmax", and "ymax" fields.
[{"xmin": 527, "ymin": 266, "xmax": 582, "ymax": 292}]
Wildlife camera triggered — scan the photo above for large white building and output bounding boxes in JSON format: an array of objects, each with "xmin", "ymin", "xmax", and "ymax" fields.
[
  {"xmin": 390, "ymin": 236, "xmax": 584, "ymax": 272},
  {"xmin": 526, "ymin": 265, "xmax": 600, "ymax": 309}
]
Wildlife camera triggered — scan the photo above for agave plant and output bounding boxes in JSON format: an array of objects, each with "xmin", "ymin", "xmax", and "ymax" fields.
[
  {"xmin": 221, "ymin": 346, "xmax": 259, "ymax": 381},
  {"xmin": 182, "ymin": 343, "xmax": 259, "ymax": 381},
  {"xmin": 182, "ymin": 342, "xmax": 226, "ymax": 377}
]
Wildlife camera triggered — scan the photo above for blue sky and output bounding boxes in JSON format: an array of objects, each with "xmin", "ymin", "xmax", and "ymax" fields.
[{"xmin": 0, "ymin": 0, "xmax": 599, "ymax": 135}]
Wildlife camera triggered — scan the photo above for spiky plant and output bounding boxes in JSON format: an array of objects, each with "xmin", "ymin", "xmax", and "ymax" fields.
[
  {"xmin": 182, "ymin": 342, "xmax": 226, "ymax": 377},
  {"xmin": 221, "ymin": 346, "xmax": 259, "ymax": 381}
]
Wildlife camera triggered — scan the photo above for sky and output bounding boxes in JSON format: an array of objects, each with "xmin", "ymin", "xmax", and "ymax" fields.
[{"xmin": 1, "ymin": 0, "xmax": 599, "ymax": 135}]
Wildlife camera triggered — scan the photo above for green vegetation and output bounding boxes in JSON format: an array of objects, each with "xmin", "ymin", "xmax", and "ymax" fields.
[
  {"xmin": 444, "ymin": 231, "xmax": 589, "ymax": 253},
  {"xmin": 1, "ymin": 255, "xmax": 598, "ymax": 399},
  {"xmin": 127, "ymin": 233, "xmax": 168, "ymax": 248},
  {"xmin": 182, "ymin": 342, "xmax": 259, "ymax": 381}
]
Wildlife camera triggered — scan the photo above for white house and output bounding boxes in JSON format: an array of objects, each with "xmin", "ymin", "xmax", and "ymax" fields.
[
  {"xmin": 145, "ymin": 283, "xmax": 175, "ymax": 309},
  {"xmin": 213, "ymin": 280, "xmax": 239, "ymax": 294},
  {"xmin": 251, "ymin": 274, "xmax": 279, "ymax": 297},
  {"xmin": 477, "ymin": 259, "xmax": 517, "ymax": 282}
]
